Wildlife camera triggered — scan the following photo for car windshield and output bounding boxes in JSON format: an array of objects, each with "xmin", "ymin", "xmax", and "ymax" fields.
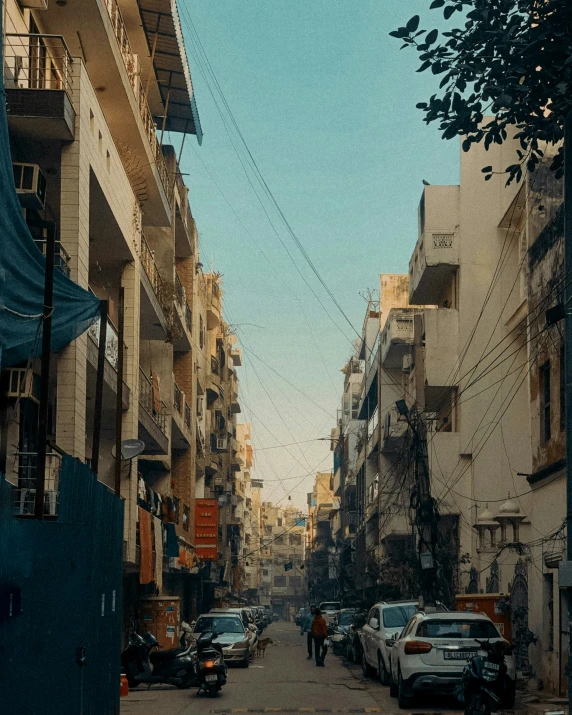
[
  {"xmin": 339, "ymin": 611, "xmax": 356, "ymax": 625},
  {"xmin": 416, "ymin": 619, "xmax": 500, "ymax": 639},
  {"xmin": 194, "ymin": 616, "xmax": 244, "ymax": 635},
  {"xmin": 383, "ymin": 605, "xmax": 417, "ymax": 629},
  {"xmin": 320, "ymin": 602, "xmax": 340, "ymax": 611}
]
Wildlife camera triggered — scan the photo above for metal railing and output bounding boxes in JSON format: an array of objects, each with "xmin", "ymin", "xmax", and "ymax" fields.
[
  {"xmin": 174, "ymin": 379, "xmax": 182, "ymax": 414},
  {"xmin": 175, "ymin": 272, "xmax": 184, "ymax": 306},
  {"xmin": 4, "ymin": 33, "xmax": 73, "ymax": 96},
  {"xmin": 34, "ymin": 238, "xmax": 71, "ymax": 278},
  {"xmin": 211, "ymin": 356, "xmax": 220, "ymax": 375},
  {"xmin": 87, "ymin": 312, "xmax": 121, "ymax": 370},
  {"xmin": 184, "ymin": 401, "xmax": 191, "ymax": 430},
  {"xmin": 13, "ymin": 452, "xmax": 62, "ymax": 516},
  {"xmin": 101, "ymin": 0, "xmax": 172, "ymax": 202},
  {"xmin": 141, "ymin": 233, "xmax": 169, "ymax": 314},
  {"xmin": 139, "ymin": 367, "xmax": 168, "ymax": 435},
  {"xmin": 185, "ymin": 304, "xmax": 192, "ymax": 333}
]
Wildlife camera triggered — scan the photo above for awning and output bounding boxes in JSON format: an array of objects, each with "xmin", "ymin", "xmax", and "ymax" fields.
[{"xmin": 139, "ymin": 0, "xmax": 203, "ymax": 141}]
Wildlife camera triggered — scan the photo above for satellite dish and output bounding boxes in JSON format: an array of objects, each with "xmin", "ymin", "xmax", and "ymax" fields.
[{"xmin": 112, "ymin": 439, "xmax": 146, "ymax": 460}]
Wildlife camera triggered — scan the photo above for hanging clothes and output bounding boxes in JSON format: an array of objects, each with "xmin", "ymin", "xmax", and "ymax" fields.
[
  {"xmin": 165, "ymin": 522, "xmax": 179, "ymax": 558},
  {"xmin": 151, "ymin": 372, "xmax": 161, "ymax": 413},
  {"xmin": 153, "ymin": 516, "xmax": 163, "ymax": 592},
  {"xmin": 139, "ymin": 507, "xmax": 153, "ymax": 585}
]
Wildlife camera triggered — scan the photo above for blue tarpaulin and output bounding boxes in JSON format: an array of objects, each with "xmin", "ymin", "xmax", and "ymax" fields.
[{"xmin": 0, "ymin": 10, "xmax": 100, "ymax": 368}]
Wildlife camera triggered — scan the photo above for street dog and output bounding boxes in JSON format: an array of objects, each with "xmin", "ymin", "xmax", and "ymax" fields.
[{"xmin": 256, "ymin": 638, "xmax": 273, "ymax": 657}]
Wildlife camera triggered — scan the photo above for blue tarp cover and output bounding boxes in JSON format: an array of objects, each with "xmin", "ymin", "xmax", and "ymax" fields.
[{"xmin": 0, "ymin": 22, "xmax": 100, "ymax": 367}]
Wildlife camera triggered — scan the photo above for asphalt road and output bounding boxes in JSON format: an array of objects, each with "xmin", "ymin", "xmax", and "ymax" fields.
[{"xmin": 120, "ymin": 621, "xmax": 463, "ymax": 715}]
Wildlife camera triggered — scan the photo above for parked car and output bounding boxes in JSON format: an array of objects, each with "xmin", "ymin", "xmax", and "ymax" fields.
[
  {"xmin": 330, "ymin": 608, "xmax": 359, "ymax": 655},
  {"xmin": 388, "ymin": 611, "xmax": 515, "ymax": 710},
  {"xmin": 295, "ymin": 607, "xmax": 305, "ymax": 626},
  {"xmin": 360, "ymin": 600, "xmax": 418, "ymax": 684},
  {"xmin": 193, "ymin": 612, "xmax": 251, "ymax": 667},
  {"xmin": 319, "ymin": 601, "xmax": 341, "ymax": 626},
  {"xmin": 345, "ymin": 610, "xmax": 368, "ymax": 664},
  {"xmin": 210, "ymin": 608, "xmax": 259, "ymax": 655}
]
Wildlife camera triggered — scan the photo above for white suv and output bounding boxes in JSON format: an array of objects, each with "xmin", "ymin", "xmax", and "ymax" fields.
[
  {"xmin": 389, "ymin": 611, "xmax": 516, "ymax": 709},
  {"xmin": 360, "ymin": 601, "xmax": 418, "ymax": 685}
]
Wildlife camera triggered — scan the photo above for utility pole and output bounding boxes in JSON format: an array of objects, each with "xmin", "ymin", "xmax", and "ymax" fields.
[{"xmin": 563, "ymin": 111, "xmax": 572, "ymax": 711}]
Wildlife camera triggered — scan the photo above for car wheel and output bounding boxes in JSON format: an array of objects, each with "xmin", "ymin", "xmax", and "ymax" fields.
[
  {"xmin": 397, "ymin": 669, "xmax": 414, "ymax": 710},
  {"xmin": 502, "ymin": 679, "xmax": 516, "ymax": 709},
  {"xmin": 361, "ymin": 653, "xmax": 376, "ymax": 678},
  {"xmin": 378, "ymin": 653, "xmax": 390, "ymax": 686}
]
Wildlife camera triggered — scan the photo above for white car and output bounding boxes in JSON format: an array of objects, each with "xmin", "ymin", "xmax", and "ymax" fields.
[
  {"xmin": 193, "ymin": 613, "xmax": 251, "ymax": 667},
  {"xmin": 360, "ymin": 601, "xmax": 418, "ymax": 684},
  {"xmin": 319, "ymin": 600, "xmax": 341, "ymax": 626},
  {"xmin": 388, "ymin": 611, "xmax": 516, "ymax": 709}
]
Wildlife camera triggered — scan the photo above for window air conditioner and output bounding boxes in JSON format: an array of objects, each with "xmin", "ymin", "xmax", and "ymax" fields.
[
  {"xmin": 13, "ymin": 162, "xmax": 47, "ymax": 210},
  {"xmin": 217, "ymin": 436, "xmax": 227, "ymax": 451},
  {"xmin": 6, "ymin": 368, "xmax": 40, "ymax": 404}
]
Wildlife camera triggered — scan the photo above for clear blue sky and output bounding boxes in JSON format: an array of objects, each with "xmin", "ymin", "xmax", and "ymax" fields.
[{"xmin": 171, "ymin": 0, "xmax": 459, "ymax": 510}]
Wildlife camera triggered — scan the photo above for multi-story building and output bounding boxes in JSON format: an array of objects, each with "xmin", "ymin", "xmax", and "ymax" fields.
[
  {"xmin": 305, "ymin": 471, "xmax": 335, "ymax": 604},
  {"xmin": 0, "ymin": 0, "xmax": 249, "ymax": 636}
]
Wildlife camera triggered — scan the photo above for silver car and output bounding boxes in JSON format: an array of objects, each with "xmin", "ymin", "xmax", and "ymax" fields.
[{"xmin": 192, "ymin": 613, "xmax": 251, "ymax": 667}]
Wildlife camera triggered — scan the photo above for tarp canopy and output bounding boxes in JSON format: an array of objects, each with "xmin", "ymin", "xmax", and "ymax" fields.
[{"xmin": 0, "ymin": 9, "xmax": 100, "ymax": 368}]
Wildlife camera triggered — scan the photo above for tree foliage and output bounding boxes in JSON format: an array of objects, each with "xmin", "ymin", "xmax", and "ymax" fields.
[{"xmin": 391, "ymin": 0, "xmax": 572, "ymax": 183}]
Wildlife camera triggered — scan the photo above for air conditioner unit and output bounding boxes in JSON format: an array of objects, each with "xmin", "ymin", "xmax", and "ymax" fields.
[
  {"xmin": 217, "ymin": 436, "xmax": 227, "ymax": 451},
  {"xmin": 13, "ymin": 162, "xmax": 47, "ymax": 210},
  {"xmin": 402, "ymin": 354, "xmax": 412, "ymax": 372},
  {"xmin": 6, "ymin": 368, "xmax": 40, "ymax": 403}
]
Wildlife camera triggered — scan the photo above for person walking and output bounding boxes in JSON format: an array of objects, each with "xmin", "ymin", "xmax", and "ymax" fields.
[
  {"xmin": 311, "ymin": 608, "xmax": 328, "ymax": 666},
  {"xmin": 300, "ymin": 605, "xmax": 316, "ymax": 659}
]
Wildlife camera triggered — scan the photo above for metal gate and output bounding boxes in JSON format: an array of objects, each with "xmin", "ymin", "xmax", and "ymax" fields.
[
  {"xmin": 510, "ymin": 559, "xmax": 530, "ymax": 671},
  {"xmin": 0, "ymin": 456, "xmax": 123, "ymax": 714}
]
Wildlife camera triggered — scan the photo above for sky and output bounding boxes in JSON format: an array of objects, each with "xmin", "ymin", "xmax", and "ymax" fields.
[{"xmin": 170, "ymin": 1, "xmax": 460, "ymax": 511}]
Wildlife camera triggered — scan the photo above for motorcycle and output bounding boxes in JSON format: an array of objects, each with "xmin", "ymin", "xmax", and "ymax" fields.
[
  {"xmin": 121, "ymin": 632, "xmax": 196, "ymax": 689},
  {"xmin": 194, "ymin": 631, "xmax": 227, "ymax": 698},
  {"xmin": 460, "ymin": 638, "xmax": 516, "ymax": 715}
]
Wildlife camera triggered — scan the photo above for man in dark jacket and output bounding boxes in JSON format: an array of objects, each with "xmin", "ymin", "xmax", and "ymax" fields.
[{"xmin": 310, "ymin": 608, "xmax": 329, "ymax": 666}]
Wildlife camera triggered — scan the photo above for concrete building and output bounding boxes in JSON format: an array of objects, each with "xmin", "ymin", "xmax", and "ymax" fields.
[
  {"xmin": 305, "ymin": 471, "xmax": 336, "ymax": 604},
  {"xmin": 0, "ymin": 0, "xmax": 248, "ymax": 636}
]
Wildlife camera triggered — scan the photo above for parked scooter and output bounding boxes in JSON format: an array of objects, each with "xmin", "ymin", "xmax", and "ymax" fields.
[
  {"xmin": 194, "ymin": 631, "xmax": 227, "ymax": 698},
  {"xmin": 459, "ymin": 639, "xmax": 516, "ymax": 715},
  {"xmin": 121, "ymin": 632, "xmax": 196, "ymax": 689}
]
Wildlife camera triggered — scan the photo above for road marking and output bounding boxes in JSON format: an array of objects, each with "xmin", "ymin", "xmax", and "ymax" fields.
[{"xmin": 212, "ymin": 709, "xmax": 382, "ymax": 713}]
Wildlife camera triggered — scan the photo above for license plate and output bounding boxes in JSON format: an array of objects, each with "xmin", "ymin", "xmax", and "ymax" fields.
[
  {"xmin": 205, "ymin": 674, "xmax": 218, "ymax": 682},
  {"xmin": 444, "ymin": 651, "xmax": 472, "ymax": 660},
  {"xmin": 485, "ymin": 661, "xmax": 500, "ymax": 671}
]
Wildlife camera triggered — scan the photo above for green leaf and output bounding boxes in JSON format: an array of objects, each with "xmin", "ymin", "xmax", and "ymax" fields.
[
  {"xmin": 430, "ymin": 0, "xmax": 445, "ymax": 7},
  {"xmin": 426, "ymin": 29, "xmax": 439, "ymax": 45},
  {"xmin": 406, "ymin": 15, "xmax": 420, "ymax": 32},
  {"xmin": 481, "ymin": 166, "xmax": 492, "ymax": 173},
  {"xmin": 417, "ymin": 61, "xmax": 431, "ymax": 73},
  {"xmin": 485, "ymin": 174, "xmax": 493, "ymax": 181},
  {"xmin": 444, "ymin": 6, "xmax": 456, "ymax": 19}
]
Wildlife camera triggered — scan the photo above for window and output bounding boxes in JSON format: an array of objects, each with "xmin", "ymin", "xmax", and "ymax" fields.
[
  {"xmin": 290, "ymin": 534, "xmax": 302, "ymax": 546},
  {"xmin": 199, "ymin": 316, "xmax": 204, "ymax": 348},
  {"xmin": 382, "ymin": 604, "xmax": 417, "ymax": 629},
  {"xmin": 561, "ymin": 345, "xmax": 565, "ymax": 432},
  {"xmin": 262, "ymin": 569, "xmax": 269, "ymax": 576},
  {"xmin": 416, "ymin": 619, "xmax": 499, "ymax": 639},
  {"xmin": 275, "ymin": 535, "xmax": 285, "ymax": 545},
  {"xmin": 274, "ymin": 576, "xmax": 286, "ymax": 587},
  {"xmin": 540, "ymin": 361, "xmax": 551, "ymax": 443},
  {"xmin": 277, "ymin": 518, "xmax": 283, "ymax": 526},
  {"xmin": 289, "ymin": 576, "xmax": 302, "ymax": 589}
]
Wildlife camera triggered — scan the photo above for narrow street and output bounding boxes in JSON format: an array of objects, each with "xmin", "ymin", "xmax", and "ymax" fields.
[{"xmin": 120, "ymin": 622, "xmax": 462, "ymax": 715}]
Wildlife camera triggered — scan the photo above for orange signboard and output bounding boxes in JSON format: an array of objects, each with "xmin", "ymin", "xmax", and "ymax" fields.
[{"xmin": 195, "ymin": 498, "xmax": 219, "ymax": 561}]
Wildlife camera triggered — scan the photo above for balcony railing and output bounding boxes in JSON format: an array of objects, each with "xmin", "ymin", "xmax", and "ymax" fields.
[
  {"xmin": 13, "ymin": 452, "xmax": 62, "ymax": 516},
  {"xmin": 185, "ymin": 304, "xmax": 192, "ymax": 333},
  {"xmin": 175, "ymin": 272, "xmax": 184, "ymax": 306},
  {"xmin": 101, "ymin": 0, "xmax": 172, "ymax": 202},
  {"xmin": 4, "ymin": 33, "xmax": 73, "ymax": 96},
  {"xmin": 184, "ymin": 401, "xmax": 191, "ymax": 430},
  {"xmin": 211, "ymin": 356, "xmax": 220, "ymax": 376},
  {"xmin": 35, "ymin": 238, "xmax": 71, "ymax": 278},
  {"xmin": 139, "ymin": 367, "xmax": 168, "ymax": 435},
  {"xmin": 174, "ymin": 379, "xmax": 183, "ymax": 414},
  {"xmin": 141, "ymin": 234, "xmax": 169, "ymax": 315}
]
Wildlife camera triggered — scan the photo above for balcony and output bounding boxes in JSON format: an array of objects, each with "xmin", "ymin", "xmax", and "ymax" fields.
[
  {"xmin": 140, "ymin": 233, "xmax": 169, "ymax": 340},
  {"xmin": 409, "ymin": 186, "xmax": 460, "ymax": 305},
  {"xmin": 13, "ymin": 452, "xmax": 62, "ymax": 517},
  {"xmin": 174, "ymin": 173, "xmax": 196, "ymax": 258},
  {"xmin": 381, "ymin": 406, "xmax": 408, "ymax": 454},
  {"xmin": 381, "ymin": 309, "xmax": 422, "ymax": 369},
  {"xmin": 423, "ymin": 308, "xmax": 459, "ymax": 408},
  {"xmin": 138, "ymin": 368, "xmax": 169, "ymax": 454},
  {"xmin": 34, "ymin": 237, "xmax": 71, "ymax": 279},
  {"xmin": 4, "ymin": 33, "xmax": 75, "ymax": 141},
  {"xmin": 206, "ymin": 277, "xmax": 222, "ymax": 330},
  {"xmin": 172, "ymin": 271, "xmax": 192, "ymax": 352},
  {"xmin": 171, "ymin": 376, "xmax": 191, "ymax": 450},
  {"xmin": 231, "ymin": 347, "xmax": 243, "ymax": 366},
  {"xmin": 39, "ymin": 0, "xmax": 172, "ymax": 224}
]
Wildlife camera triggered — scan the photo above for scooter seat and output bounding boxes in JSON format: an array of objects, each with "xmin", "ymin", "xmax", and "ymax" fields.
[{"xmin": 149, "ymin": 647, "xmax": 187, "ymax": 663}]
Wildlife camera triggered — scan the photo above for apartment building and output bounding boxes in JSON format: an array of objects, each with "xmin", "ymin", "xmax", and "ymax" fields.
[
  {"xmin": 0, "ymin": 0, "xmax": 251, "ymax": 634},
  {"xmin": 305, "ymin": 471, "xmax": 336, "ymax": 604},
  {"xmin": 261, "ymin": 502, "xmax": 305, "ymax": 618}
]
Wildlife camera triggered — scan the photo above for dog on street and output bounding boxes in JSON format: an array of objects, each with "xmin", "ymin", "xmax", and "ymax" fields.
[{"xmin": 256, "ymin": 638, "xmax": 273, "ymax": 657}]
